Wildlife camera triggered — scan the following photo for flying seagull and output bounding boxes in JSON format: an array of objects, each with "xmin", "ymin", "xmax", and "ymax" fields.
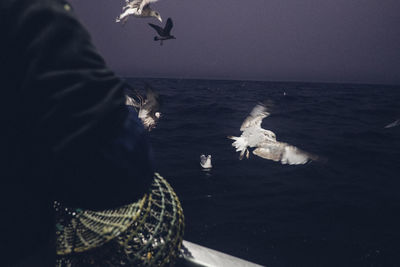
[
  {"xmin": 228, "ymin": 104, "xmax": 318, "ymax": 165},
  {"xmin": 125, "ymin": 84, "xmax": 161, "ymax": 131},
  {"xmin": 116, "ymin": 0, "xmax": 162, "ymax": 25},
  {"xmin": 384, "ymin": 119, "xmax": 400, "ymax": 129},
  {"xmin": 148, "ymin": 18, "xmax": 175, "ymax": 45},
  {"xmin": 200, "ymin": 155, "xmax": 212, "ymax": 169}
]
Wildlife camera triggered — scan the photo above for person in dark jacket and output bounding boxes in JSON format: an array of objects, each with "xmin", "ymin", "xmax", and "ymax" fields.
[{"xmin": 0, "ymin": 0, "xmax": 155, "ymax": 265}]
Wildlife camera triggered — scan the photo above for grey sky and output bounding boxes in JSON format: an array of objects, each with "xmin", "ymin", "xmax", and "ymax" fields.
[{"xmin": 69, "ymin": 0, "xmax": 400, "ymax": 84}]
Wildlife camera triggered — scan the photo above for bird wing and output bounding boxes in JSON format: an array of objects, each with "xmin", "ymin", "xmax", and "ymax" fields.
[
  {"xmin": 384, "ymin": 119, "xmax": 400, "ymax": 128},
  {"xmin": 125, "ymin": 95, "xmax": 141, "ymax": 108},
  {"xmin": 240, "ymin": 104, "xmax": 270, "ymax": 131},
  {"xmin": 129, "ymin": 0, "xmax": 159, "ymax": 11},
  {"xmin": 148, "ymin": 23, "xmax": 165, "ymax": 36},
  {"xmin": 253, "ymin": 141, "xmax": 316, "ymax": 165},
  {"xmin": 128, "ymin": 0, "xmax": 142, "ymax": 9},
  {"xmin": 164, "ymin": 18, "xmax": 173, "ymax": 35}
]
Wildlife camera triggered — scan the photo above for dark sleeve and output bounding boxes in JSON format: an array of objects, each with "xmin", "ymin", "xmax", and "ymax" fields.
[{"xmin": 7, "ymin": 0, "xmax": 154, "ymax": 209}]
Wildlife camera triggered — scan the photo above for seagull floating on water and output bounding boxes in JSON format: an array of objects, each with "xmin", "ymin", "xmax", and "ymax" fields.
[
  {"xmin": 149, "ymin": 18, "xmax": 175, "ymax": 45},
  {"xmin": 116, "ymin": 0, "xmax": 162, "ymax": 25},
  {"xmin": 200, "ymin": 155, "xmax": 212, "ymax": 169},
  {"xmin": 125, "ymin": 84, "xmax": 161, "ymax": 131},
  {"xmin": 228, "ymin": 104, "xmax": 318, "ymax": 165}
]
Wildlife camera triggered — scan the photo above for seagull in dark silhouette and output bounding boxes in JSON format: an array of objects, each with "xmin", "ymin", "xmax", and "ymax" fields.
[
  {"xmin": 125, "ymin": 84, "xmax": 161, "ymax": 131},
  {"xmin": 116, "ymin": 0, "xmax": 162, "ymax": 25},
  {"xmin": 228, "ymin": 104, "xmax": 318, "ymax": 165},
  {"xmin": 148, "ymin": 18, "xmax": 175, "ymax": 45}
]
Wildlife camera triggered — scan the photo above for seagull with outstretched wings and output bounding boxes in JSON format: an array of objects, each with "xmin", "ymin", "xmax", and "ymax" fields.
[
  {"xmin": 116, "ymin": 0, "xmax": 162, "ymax": 25},
  {"xmin": 125, "ymin": 84, "xmax": 162, "ymax": 131},
  {"xmin": 148, "ymin": 18, "xmax": 175, "ymax": 45},
  {"xmin": 228, "ymin": 104, "xmax": 318, "ymax": 165}
]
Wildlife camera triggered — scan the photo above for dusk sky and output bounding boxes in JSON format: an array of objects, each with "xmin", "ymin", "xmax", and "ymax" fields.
[{"xmin": 69, "ymin": 0, "xmax": 400, "ymax": 84}]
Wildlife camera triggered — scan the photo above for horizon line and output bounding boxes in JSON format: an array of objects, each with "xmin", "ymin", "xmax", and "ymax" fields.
[{"xmin": 120, "ymin": 75, "xmax": 399, "ymax": 87}]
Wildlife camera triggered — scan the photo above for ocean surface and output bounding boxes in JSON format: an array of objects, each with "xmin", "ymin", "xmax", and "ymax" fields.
[{"xmin": 127, "ymin": 78, "xmax": 400, "ymax": 267}]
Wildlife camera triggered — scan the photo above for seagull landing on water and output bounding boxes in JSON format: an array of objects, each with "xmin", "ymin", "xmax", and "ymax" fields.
[
  {"xmin": 200, "ymin": 155, "xmax": 212, "ymax": 169},
  {"xmin": 116, "ymin": 0, "xmax": 162, "ymax": 25},
  {"xmin": 228, "ymin": 104, "xmax": 318, "ymax": 165},
  {"xmin": 125, "ymin": 84, "xmax": 161, "ymax": 131},
  {"xmin": 148, "ymin": 18, "xmax": 175, "ymax": 45}
]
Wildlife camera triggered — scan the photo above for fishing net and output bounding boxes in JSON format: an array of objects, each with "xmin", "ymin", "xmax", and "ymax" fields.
[{"xmin": 55, "ymin": 173, "xmax": 184, "ymax": 266}]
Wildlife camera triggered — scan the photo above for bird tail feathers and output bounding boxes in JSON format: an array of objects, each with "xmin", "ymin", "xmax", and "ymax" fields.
[{"xmin": 227, "ymin": 135, "xmax": 248, "ymax": 160}]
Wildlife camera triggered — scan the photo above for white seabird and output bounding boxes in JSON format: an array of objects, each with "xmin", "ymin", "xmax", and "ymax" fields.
[
  {"xmin": 384, "ymin": 119, "xmax": 400, "ymax": 129},
  {"xmin": 200, "ymin": 155, "xmax": 212, "ymax": 169},
  {"xmin": 116, "ymin": 0, "xmax": 162, "ymax": 25},
  {"xmin": 125, "ymin": 84, "xmax": 161, "ymax": 131},
  {"xmin": 228, "ymin": 104, "xmax": 318, "ymax": 165}
]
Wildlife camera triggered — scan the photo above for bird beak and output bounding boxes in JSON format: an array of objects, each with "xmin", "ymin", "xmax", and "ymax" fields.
[{"xmin": 158, "ymin": 16, "xmax": 162, "ymax": 23}]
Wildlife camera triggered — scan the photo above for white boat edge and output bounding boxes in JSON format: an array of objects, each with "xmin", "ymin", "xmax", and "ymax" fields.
[{"xmin": 178, "ymin": 240, "xmax": 265, "ymax": 267}]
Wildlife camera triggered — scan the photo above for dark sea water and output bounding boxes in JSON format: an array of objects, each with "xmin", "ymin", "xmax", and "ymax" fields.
[{"xmin": 127, "ymin": 78, "xmax": 400, "ymax": 267}]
